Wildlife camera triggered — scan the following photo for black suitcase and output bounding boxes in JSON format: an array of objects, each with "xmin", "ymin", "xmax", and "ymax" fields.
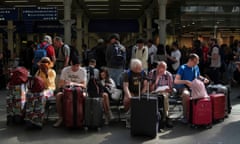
[
  {"xmin": 207, "ymin": 84, "xmax": 231, "ymax": 116},
  {"xmin": 84, "ymin": 97, "xmax": 104, "ymax": 130},
  {"xmin": 131, "ymin": 94, "xmax": 159, "ymax": 138}
]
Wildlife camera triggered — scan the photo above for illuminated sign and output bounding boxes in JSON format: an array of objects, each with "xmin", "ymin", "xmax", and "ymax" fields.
[
  {"xmin": 22, "ymin": 7, "xmax": 58, "ymax": 20},
  {"xmin": 0, "ymin": 7, "xmax": 18, "ymax": 21}
]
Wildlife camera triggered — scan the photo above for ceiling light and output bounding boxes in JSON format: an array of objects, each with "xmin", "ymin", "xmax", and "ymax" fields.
[
  {"xmin": 120, "ymin": 8, "xmax": 141, "ymax": 11},
  {"xmin": 40, "ymin": 0, "xmax": 63, "ymax": 2},
  {"xmin": 14, "ymin": 5, "xmax": 36, "ymax": 7},
  {"xmin": 84, "ymin": 0, "xmax": 108, "ymax": 2},
  {"xmin": 120, "ymin": 5, "xmax": 142, "ymax": 7},
  {"xmin": 5, "ymin": 0, "xmax": 28, "ymax": 2},
  {"xmin": 88, "ymin": 8, "xmax": 109, "ymax": 11},
  {"xmin": 87, "ymin": 4, "xmax": 109, "ymax": 7}
]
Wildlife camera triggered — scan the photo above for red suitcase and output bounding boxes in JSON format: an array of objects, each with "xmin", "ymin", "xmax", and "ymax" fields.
[
  {"xmin": 209, "ymin": 93, "xmax": 225, "ymax": 121},
  {"xmin": 187, "ymin": 97, "xmax": 212, "ymax": 128},
  {"xmin": 63, "ymin": 86, "xmax": 85, "ymax": 128}
]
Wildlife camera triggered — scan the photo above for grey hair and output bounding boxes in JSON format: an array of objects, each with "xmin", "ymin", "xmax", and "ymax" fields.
[
  {"xmin": 130, "ymin": 58, "xmax": 142, "ymax": 70},
  {"xmin": 157, "ymin": 61, "xmax": 167, "ymax": 69},
  {"xmin": 43, "ymin": 35, "xmax": 52, "ymax": 44}
]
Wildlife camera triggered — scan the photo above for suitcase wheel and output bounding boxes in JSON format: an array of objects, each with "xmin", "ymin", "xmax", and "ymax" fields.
[{"xmin": 205, "ymin": 124, "xmax": 212, "ymax": 129}]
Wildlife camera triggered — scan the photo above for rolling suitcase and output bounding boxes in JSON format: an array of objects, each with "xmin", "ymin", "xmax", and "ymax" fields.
[
  {"xmin": 25, "ymin": 92, "xmax": 45, "ymax": 128},
  {"xmin": 209, "ymin": 93, "xmax": 225, "ymax": 121},
  {"xmin": 84, "ymin": 97, "xmax": 104, "ymax": 130},
  {"xmin": 6, "ymin": 84, "xmax": 27, "ymax": 125},
  {"xmin": 207, "ymin": 84, "xmax": 231, "ymax": 116},
  {"xmin": 130, "ymin": 81, "xmax": 159, "ymax": 138},
  {"xmin": 63, "ymin": 86, "xmax": 85, "ymax": 128},
  {"xmin": 187, "ymin": 97, "xmax": 212, "ymax": 128}
]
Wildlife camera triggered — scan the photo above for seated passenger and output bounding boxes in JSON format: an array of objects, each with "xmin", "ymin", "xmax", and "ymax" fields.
[
  {"xmin": 85, "ymin": 59, "xmax": 99, "ymax": 82},
  {"xmin": 123, "ymin": 58, "xmax": 147, "ymax": 128},
  {"xmin": 148, "ymin": 61, "xmax": 173, "ymax": 128},
  {"xmin": 99, "ymin": 67, "xmax": 115, "ymax": 125},
  {"xmin": 53, "ymin": 57, "xmax": 87, "ymax": 128},
  {"xmin": 35, "ymin": 57, "xmax": 56, "ymax": 98},
  {"xmin": 174, "ymin": 53, "xmax": 209, "ymax": 123}
]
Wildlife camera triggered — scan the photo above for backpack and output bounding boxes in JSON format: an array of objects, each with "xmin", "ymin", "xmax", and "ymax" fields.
[
  {"xmin": 110, "ymin": 43, "xmax": 125, "ymax": 66},
  {"xmin": 86, "ymin": 48, "xmax": 97, "ymax": 61},
  {"xmin": 61, "ymin": 45, "xmax": 80, "ymax": 65},
  {"xmin": 9, "ymin": 67, "xmax": 29, "ymax": 85},
  {"xmin": 86, "ymin": 67, "xmax": 101, "ymax": 97},
  {"xmin": 27, "ymin": 76, "xmax": 45, "ymax": 93},
  {"xmin": 33, "ymin": 44, "xmax": 49, "ymax": 68},
  {"xmin": 191, "ymin": 78, "xmax": 209, "ymax": 100}
]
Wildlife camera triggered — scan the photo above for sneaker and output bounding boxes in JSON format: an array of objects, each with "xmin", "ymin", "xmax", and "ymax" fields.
[{"xmin": 53, "ymin": 118, "xmax": 63, "ymax": 128}]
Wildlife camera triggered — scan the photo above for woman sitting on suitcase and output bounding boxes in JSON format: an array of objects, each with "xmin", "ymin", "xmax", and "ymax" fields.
[
  {"xmin": 123, "ymin": 59, "xmax": 148, "ymax": 128},
  {"xmin": 35, "ymin": 57, "xmax": 56, "ymax": 98},
  {"xmin": 148, "ymin": 61, "xmax": 173, "ymax": 128},
  {"xmin": 99, "ymin": 67, "xmax": 115, "ymax": 125},
  {"xmin": 174, "ymin": 53, "xmax": 209, "ymax": 123},
  {"xmin": 53, "ymin": 57, "xmax": 87, "ymax": 128}
]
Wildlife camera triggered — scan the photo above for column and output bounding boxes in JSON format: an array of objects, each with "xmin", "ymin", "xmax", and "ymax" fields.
[
  {"xmin": 15, "ymin": 34, "xmax": 21, "ymax": 57},
  {"xmin": 138, "ymin": 18, "xmax": 143, "ymax": 37},
  {"xmin": 7, "ymin": 21, "xmax": 15, "ymax": 58},
  {"xmin": 60, "ymin": 0, "xmax": 75, "ymax": 45},
  {"xmin": 145, "ymin": 9, "xmax": 154, "ymax": 40},
  {"xmin": 27, "ymin": 34, "xmax": 34, "ymax": 41},
  {"xmin": 154, "ymin": 0, "xmax": 170, "ymax": 46},
  {"xmin": 75, "ymin": 10, "xmax": 84, "ymax": 58},
  {"xmin": 83, "ymin": 16, "xmax": 89, "ymax": 47}
]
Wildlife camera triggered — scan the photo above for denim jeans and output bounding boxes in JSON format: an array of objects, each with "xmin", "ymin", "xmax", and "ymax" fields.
[{"xmin": 107, "ymin": 67, "xmax": 124, "ymax": 86}]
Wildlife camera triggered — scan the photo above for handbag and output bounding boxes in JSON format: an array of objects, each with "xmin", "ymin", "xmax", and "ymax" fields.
[
  {"xmin": 110, "ymin": 88, "xmax": 122, "ymax": 101},
  {"xmin": 191, "ymin": 79, "xmax": 209, "ymax": 99}
]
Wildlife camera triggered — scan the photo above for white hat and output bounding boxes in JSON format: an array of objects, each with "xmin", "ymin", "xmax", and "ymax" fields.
[{"xmin": 44, "ymin": 35, "xmax": 52, "ymax": 45}]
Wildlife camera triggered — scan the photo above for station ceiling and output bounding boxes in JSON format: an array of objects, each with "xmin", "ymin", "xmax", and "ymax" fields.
[{"xmin": 1, "ymin": 0, "xmax": 240, "ymax": 34}]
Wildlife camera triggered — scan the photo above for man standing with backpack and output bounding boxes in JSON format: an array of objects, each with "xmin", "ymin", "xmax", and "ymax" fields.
[
  {"xmin": 105, "ymin": 33, "xmax": 126, "ymax": 86},
  {"xmin": 32, "ymin": 35, "xmax": 56, "ymax": 75},
  {"xmin": 53, "ymin": 36, "xmax": 71, "ymax": 74}
]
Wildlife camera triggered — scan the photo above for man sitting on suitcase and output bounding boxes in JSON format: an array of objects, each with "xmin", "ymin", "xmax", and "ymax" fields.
[
  {"xmin": 123, "ymin": 58, "xmax": 148, "ymax": 128},
  {"xmin": 148, "ymin": 61, "xmax": 173, "ymax": 128},
  {"xmin": 174, "ymin": 53, "xmax": 209, "ymax": 123},
  {"xmin": 53, "ymin": 57, "xmax": 87, "ymax": 128}
]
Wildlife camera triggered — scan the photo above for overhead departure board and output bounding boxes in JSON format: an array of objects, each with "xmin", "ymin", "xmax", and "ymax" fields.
[
  {"xmin": 22, "ymin": 7, "xmax": 58, "ymax": 21},
  {"xmin": 0, "ymin": 7, "xmax": 18, "ymax": 21}
]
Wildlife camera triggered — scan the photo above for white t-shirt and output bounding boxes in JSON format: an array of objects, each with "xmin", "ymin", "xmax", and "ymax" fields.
[
  {"xmin": 171, "ymin": 49, "xmax": 181, "ymax": 71},
  {"xmin": 60, "ymin": 66, "xmax": 87, "ymax": 84},
  {"xmin": 148, "ymin": 44, "xmax": 158, "ymax": 64},
  {"xmin": 210, "ymin": 47, "xmax": 221, "ymax": 68}
]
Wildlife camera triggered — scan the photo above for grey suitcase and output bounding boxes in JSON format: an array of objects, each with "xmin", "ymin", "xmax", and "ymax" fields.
[
  {"xmin": 207, "ymin": 84, "xmax": 231, "ymax": 117},
  {"xmin": 84, "ymin": 97, "xmax": 103, "ymax": 130}
]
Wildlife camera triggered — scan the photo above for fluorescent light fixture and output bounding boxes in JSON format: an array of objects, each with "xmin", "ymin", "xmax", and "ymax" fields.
[
  {"xmin": 120, "ymin": 8, "xmax": 141, "ymax": 11},
  {"xmin": 84, "ymin": 0, "xmax": 108, "ymax": 2},
  {"xmin": 48, "ymin": 5, "xmax": 64, "ymax": 7},
  {"xmin": 14, "ymin": 5, "xmax": 36, "ymax": 7},
  {"xmin": 120, "ymin": 5, "xmax": 142, "ymax": 7},
  {"xmin": 91, "ymin": 12, "xmax": 109, "ymax": 14},
  {"xmin": 5, "ymin": 0, "xmax": 28, "ymax": 2},
  {"xmin": 120, "ymin": 0, "xmax": 143, "ymax": 2},
  {"xmin": 87, "ymin": 4, "xmax": 109, "ymax": 7},
  {"xmin": 40, "ymin": 0, "xmax": 63, "ymax": 2},
  {"xmin": 88, "ymin": 8, "xmax": 109, "ymax": 11}
]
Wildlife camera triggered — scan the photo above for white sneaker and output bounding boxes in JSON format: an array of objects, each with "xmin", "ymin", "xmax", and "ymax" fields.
[
  {"xmin": 104, "ymin": 114, "xmax": 109, "ymax": 125},
  {"xmin": 53, "ymin": 118, "xmax": 63, "ymax": 128}
]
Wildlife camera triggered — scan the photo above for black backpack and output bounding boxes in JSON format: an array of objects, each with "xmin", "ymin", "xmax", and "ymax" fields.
[
  {"xmin": 61, "ymin": 45, "xmax": 80, "ymax": 65},
  {"xmin": 86, "ymin": 67, "xmax": 102, "ymax": 97},
  {"xmin": 110, "ymin": 43, "xmax": 125, "ymax": 66}
]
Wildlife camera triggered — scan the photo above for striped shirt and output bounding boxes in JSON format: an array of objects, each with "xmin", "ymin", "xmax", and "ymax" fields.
[{"xmin": 148, "ymin": 69, "xmax": 173, "ymax": 90}]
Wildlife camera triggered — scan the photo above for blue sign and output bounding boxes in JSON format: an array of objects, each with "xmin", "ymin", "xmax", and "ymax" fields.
[
  {"xmin": 22, "ymin": 7, "xmax": 58, "ymax": 21},
  {"xmin": 0, "ymin": 8, "xmax": 18, "ymax": 21}
]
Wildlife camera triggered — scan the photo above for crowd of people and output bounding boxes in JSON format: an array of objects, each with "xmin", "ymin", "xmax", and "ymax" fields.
[{"xmin": 1, "ymin": 33, "xmax": 240, "ymax": 130}]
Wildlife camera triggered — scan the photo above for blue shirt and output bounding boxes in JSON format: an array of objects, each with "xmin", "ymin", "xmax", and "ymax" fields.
[{"xmin": 174, "ymin": 64, "xmax": 200, "ymax": 89}]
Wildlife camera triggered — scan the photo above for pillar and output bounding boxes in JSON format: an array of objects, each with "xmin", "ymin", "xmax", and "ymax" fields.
[
  {"xmin": 15, "ymin": 33, "xmax": 21, "ymax": 57},
  {"xmin": 145, "ymin": 9, "xmax": 153, "ymax": 40},
  {"xmin": 7, "ymin": 21, "xmax": 15, "ymax": 58},
  {"xmin": 75, "ymin": 9, "xmax": 84, "ymax": 58},
  {"xmin": 60, "ymin": 0, "xmax": 75, "ymax": 45},
  {"xmin": 27, "ymin": 34, "xmax": 34, "ymax": 41},
  {"xmin": 154, "ymin": 0, "xmax": 170, "ymax": 46},
  {"xmin": 138, "ymin": 18, "xmax": 143, "ymax": 37},
  {"xmin": 83, "ymin": 16, "xmax": 89, "ymax": 47}
]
